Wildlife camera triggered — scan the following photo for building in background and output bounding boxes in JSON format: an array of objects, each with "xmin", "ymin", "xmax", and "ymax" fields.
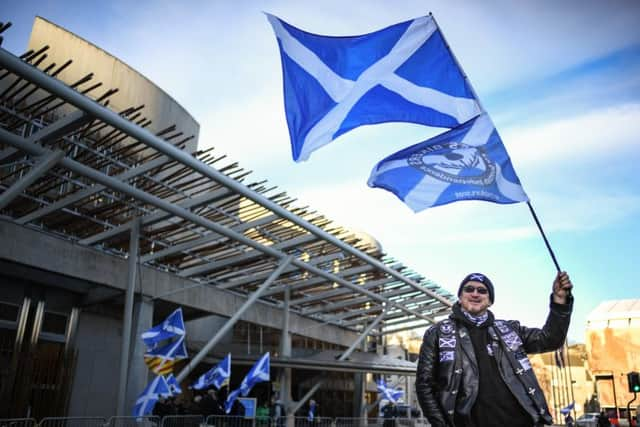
[{"xmin": 586, "ymin": 299, "xmax": 640, "ymax": 421}]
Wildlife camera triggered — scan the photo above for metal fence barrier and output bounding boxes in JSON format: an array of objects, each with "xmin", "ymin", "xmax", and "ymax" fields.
[
  {"xmin": 335, "ymin": 417, "xmax": 381, "ymax": 427},
  {"xmin": 0, "ymin": 419, "xmax": 38, "ymax": 427},
  {"xmin": 160, "ymin": 416, "xmax": 203, "ymax": 427},
  {"xmin": 39, "ymin": 418, "xmax": 107, "ymax": 427},
  {"xmin": 107, "ymin": 417, "xmax": 160, "ymax": 427},
  {"xmin": 292, "ymin": 417, "xmax": 332, "ymax": 427},
  {"xmin": 205, "ymin": 415, "xmax": 260, "ymax": 427}
]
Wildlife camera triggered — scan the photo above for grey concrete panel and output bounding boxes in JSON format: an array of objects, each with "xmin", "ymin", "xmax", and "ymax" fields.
[
  {"xmin": 68, "ymin": 311, "xmax": 122, "ymax": 416},
  {"xmin": 0, "ymin": 220, "xmax": 359, "ymax": 347}
]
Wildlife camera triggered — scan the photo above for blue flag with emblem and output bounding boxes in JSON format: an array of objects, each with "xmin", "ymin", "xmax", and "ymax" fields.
[
  {"xmin": 192, "ymin": 353, "xmax": 231, "ymax": 390},
  {"xmin": 267, "ymin": 14, "xmax": 482, "ymax": 162},
  {"xmin": 368, "ymin": 113, "xmax": 528, "ymax": 212},
  {"xmin": 141, "ymin": 308, "xmax": 186, "ymax": 348},
  {"xmin": 376, "ymin": 378, "xmax": 404, "ymax": 403},
  {"xmin": 133, "ymin": 375, "xmax": 171, "ymax": 416}
]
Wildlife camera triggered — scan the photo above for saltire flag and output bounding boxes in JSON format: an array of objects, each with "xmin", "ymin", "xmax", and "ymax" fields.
[
  {"xmin": 376, "ymin": 378, "xmax": 404, "ymax": 403},
  {"xmin": 224, "ymin": 352, "xmax": 270, "ymax": 414},
  {"xmin": 224, "ymin": 388, "xmax": 242, "ymax": 414},
  {"xmin": 555, "ymin": 347, "xmax": 565, "ymax": 369},
  {"xmin": 142, "ymin": 307, "xmax": 185, "ymax": 349},
  {"xmin": 192, "ymin": 353, "xmax": 231, "ymax": 390},
  {"xmin": 239, "ymin": 352, "xmax": 270, "ymax": 396},
  {"xmin": 560, "ymin": 402, "xmax": 575, "ymax": 415},
  {"xmin": 165, "ymin": 374, "xmax": 182, "ymax": 396},
  {"xmin": 133, "ymin": 375, "xmax": 170, "ymax": 416},
  {"xmin": 267, "ymin": 14, "xmax": 482, "ymax": 162},
  {"xmin": 308, "ymin": 400, "xmax": 317, "ymax": 421},
  {"xmin": 367, "ymin": 113, "xmax": 528, "ymax": 212},
  {"xmin": 144, "ymin": 335, "xmax": 188, "ymax": 375}
]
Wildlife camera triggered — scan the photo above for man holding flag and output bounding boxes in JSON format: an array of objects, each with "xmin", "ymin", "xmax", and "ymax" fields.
[{"xmin": 416, "ymin": 272, "xmax": 574, "ymax": 427}]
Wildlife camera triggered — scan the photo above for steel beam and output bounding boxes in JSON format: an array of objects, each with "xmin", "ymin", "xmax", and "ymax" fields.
[
  {"xmin": 0, "ymin": 46, "xmax": 452, "ymax": 308},
  {"xmin": 116, "ymin": 218, "xmax": 140, "ymax": 415},
  {"xmin": 0, "ymin": 150, "xmax": 64, "ymax": 211},
  {"xmin": 16, "ymin": 154, "xmax": 173, "ymax": 224},
  {"xmin": 175, "ymin": 255, "xmax": 293, "ymax": 382},
  {"xmin": 0, "ymin": 100, "xmax": 435, "ymax": 328},
  {"xmin": 141, "ymin": 213, "xmax": 278, "ymax": 263}
]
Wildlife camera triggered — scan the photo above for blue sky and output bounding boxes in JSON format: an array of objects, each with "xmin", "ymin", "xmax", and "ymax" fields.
[{"xmin": 3, "ymin": 0, "xmax": 640, "ymax": 342}]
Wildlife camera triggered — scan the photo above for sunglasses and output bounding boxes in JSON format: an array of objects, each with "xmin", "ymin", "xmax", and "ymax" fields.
[{"xmin": 462, "ymin": 285, "xmax": 489, "ymax": 295}]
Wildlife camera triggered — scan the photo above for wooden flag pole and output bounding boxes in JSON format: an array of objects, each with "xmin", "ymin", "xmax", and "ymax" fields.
[{"xmin": 527, "ymin": 201, "xmax": 561, "ymax": 272}]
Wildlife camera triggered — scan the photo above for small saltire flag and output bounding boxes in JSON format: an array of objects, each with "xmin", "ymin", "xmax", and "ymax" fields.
[
  {"xmin": 560, "ymin": 402, "xmax": 575, "ymax": 415},
  {"xmin": 239, "ymin": 352, "xmax": 270, "ymax": 396},
  {"xmin": 165, "ymin": 374, "xmax": 182, "ymax": 396},
  {"xmin": 267, "ymin": 14, "xmax": 482, "ymax": 162},
  {"xmin": 192, "ymin": 353, "xmax": 231, "ymax": 390},
  {"xmin": 144, "ymin": 335, "xmax": 188, "ymax": 375},
  {"xmin": 142, "ymin": 308, "xmax": 186, "ymax": 348},
  {"xmin": 224, "ymin": 388, "xmax": 242, "ymax": 414},
  {"xmin": 376, "ymin": 379, "xmax": 404, "ymax": 403},
  {"xmin": 133, "ymin": 375, "xmax": 170, "ymax": 416},
  {"xmin": 368, "ymin": 113, "xmax": 528, "ymax": 212}
]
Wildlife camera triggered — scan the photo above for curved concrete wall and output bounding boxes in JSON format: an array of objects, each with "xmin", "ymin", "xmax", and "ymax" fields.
[{"xmin": 27, "ymin": 16, "xmax": 199, "ymax": 153}]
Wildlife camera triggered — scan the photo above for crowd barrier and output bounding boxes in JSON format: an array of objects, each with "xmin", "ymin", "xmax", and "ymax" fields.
[{"xmin": 0, "ymin": 417, "xmax": 432, "ymax": 427}]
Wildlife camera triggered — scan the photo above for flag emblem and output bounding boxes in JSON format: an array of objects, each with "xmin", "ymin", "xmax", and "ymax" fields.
[{"xmin": 368, "ymin": 113, "xmax": 528, "ymax": 212}]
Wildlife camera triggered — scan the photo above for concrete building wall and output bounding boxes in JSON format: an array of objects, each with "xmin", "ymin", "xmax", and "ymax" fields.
[
  {"xmin": 0, "ymin": 220, "xmax": 360, "ymax": 347},
  {"xmin": 68, "ymin": 311, "xmax": 123, "ymax": 416},
  {"xmin": 26, "ymin": 16, "xmax": 199, "ymax": 153}
]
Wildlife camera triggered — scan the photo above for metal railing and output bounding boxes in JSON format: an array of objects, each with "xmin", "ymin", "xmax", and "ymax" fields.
[{"xmin": 0, "ymin": 417, "xmax": 433, "ymax": 427}]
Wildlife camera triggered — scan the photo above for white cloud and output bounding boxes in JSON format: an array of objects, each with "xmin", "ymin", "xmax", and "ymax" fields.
[{"xmin": 503, "ymin": 103, "xmax": 640, "ymax": 166}]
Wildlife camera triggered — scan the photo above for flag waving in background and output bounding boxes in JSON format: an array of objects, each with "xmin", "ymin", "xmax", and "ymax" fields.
[
  {"xmin": 192, "ymin": 353, "xmax": 231, "ymax": 390},
  {"xmin": 133, "ymin": 375, "xmax": 171, "ymax": 416},
  {"xmin": 560, "ymin": 402, "xmax": 575, "ymax": 415},
  {"xmin": 239, "ymin": 352, "xmax": 270, "ymax": 396},
  {"xmin": 368, "ymin": 113, "xmax": 528, "ymax": 212},
  {"xmin": 144, "ymin": 335, "xmax": 188, "ymax": 375},
  {"xmin": 224, "ymin": 352, "xmax": 270, "ymax": 413},
  {"xmin": 267, "ymin": 14, "xmax": 481, "ymax": 162},
  {"xmin": 141, "ymin": 308, "xmax": 186, "ymax": 348},
  {"xmin": 165, "ymin": 374, "xmax": 183, "ymax": 396},
  {"xmin": 376, "ymin": 378, "xmax": 404, "ymax": 403}
]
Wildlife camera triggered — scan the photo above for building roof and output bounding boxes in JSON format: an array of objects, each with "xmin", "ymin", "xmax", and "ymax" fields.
[
  {"xmin": 0, "ymin": 23, "xmax": 454, "ymax": 338},
  {"xmin": 586, "ymin": 299, "xmax": 640, "ymax": 322}
]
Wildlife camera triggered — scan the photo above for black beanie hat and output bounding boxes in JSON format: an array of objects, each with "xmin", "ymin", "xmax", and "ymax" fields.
[{"xmin": 458, "ymin": 273, "xmax": 495, "ymax": 303}]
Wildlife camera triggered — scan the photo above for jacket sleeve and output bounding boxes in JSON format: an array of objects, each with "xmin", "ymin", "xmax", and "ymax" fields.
[
  {"xmin": 416, "ymin": 326, "xmax": 448, "ymax": 427},
  {"xmin": 512, "ymin": 294, "xmax": 573, "ymax": 354}
]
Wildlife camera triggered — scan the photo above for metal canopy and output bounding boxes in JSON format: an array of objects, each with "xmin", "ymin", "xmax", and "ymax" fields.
[{"xmin": 0, "ymin": 38, "xmax": 454, "ymax": 337}]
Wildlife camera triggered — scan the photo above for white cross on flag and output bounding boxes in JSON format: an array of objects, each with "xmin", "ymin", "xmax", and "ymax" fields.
[{"xmin": 267, "ymin": 14, "xmax": 481, "ymax": 162}]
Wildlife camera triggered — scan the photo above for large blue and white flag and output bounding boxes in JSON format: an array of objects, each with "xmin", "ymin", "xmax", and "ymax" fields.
[
  {"xmin": 192, "ymin": 353, "xmax": 231, "ymax": 390},
  {"xmin": 376, "ymin": 379, "xmax": 404, "ymax": 403},
  {"xmin": 267, "ymin": 14, "xmax": 482, "ymax": 162},
  {"xmin": 133, "ymin": 375, "xmax": 171, "ymax": 416},
  {"xmin": 239, "ymin": 352, "xmax": 270, "ymax": 396},
  {"xmin": 142, "ymin": 307, "xmax": 186, "ymax": 348},
  {"xmin": 368, "ymin": 113, "xmax": 528, "ymax": 212}
]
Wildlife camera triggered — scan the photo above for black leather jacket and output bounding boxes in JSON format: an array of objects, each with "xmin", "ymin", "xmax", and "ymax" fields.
[{"xmin": 416, "ymin": 297, "xmax": 572, "ymax": 427}]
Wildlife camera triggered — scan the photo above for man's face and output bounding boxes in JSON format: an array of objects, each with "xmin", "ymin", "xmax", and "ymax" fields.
[{"xmin": 459, "ymin": 280, "xmax": 491, "ymax": 315}]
